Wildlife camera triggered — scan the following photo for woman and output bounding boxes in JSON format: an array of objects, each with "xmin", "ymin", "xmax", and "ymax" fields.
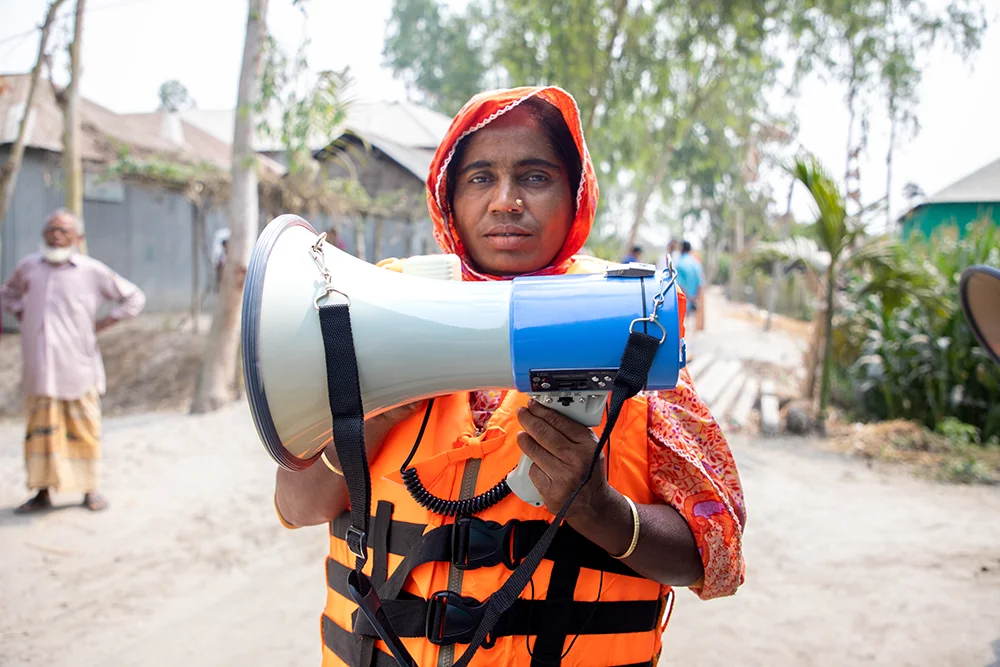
[{"xmin": 275, "ymin": 87, "xmax": 746, "ymax": 667}]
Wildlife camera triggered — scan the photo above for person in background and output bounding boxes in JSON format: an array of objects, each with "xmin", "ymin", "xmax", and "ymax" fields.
[
  {"xmin": 667, "ymin": 239, "xmax": 680, "ymax": 265},
  {"xmin": 215, "ymin": 238, "xmax": 228, "ymax": 291},
  {"xmin": 1, "ymin": 209, "xmax": 146, "ymax": 513},
  {"xmin": 325, "ymin": 226, "xmax": 348, "ymax": 252},
  {"xmin": 675, "ymin": 240, "xmax": 705, "ymax": 322},
  {"xmin": 622, "ymin": 244, "xmax": 643, "ymax": 264},
  {"xmin": 657, "ymin": 238, "xmax": 681, "ymax": 273}
]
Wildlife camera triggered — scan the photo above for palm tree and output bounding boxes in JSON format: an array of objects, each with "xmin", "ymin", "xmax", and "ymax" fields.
[{"xmin": 748, "ymin": 156, "xmax": 937, "ymax": 434}]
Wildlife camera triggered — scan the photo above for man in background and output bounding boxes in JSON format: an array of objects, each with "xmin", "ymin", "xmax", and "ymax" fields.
[
  {"xmin": 675, "ymin": 241, "xmax": 706, "ymax": 329},
  {"xmin": 1, "ymin": 209, "xmax": 146, "ymax": 513},
  {"xmin": 622, "ymin": 244, "xmax": 644, "ymax": 264},
  {"xmin": 657, "ymin": 238, "xmax": 681, "ymax": 273}
]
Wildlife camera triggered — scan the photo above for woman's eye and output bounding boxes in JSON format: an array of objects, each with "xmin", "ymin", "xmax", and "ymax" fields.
[
  {"xmin": 469, "ymin": 174, "xmax": 492, "ymax": 184},
  {"xmin": 523, "ymin": 173, "xmax": 549, "ymax": 183}
]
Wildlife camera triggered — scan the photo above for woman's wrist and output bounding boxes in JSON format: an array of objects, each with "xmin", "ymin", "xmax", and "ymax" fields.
[{"xmin": 566, "ymin": 483, "xmax": 635, "ymax": 558}]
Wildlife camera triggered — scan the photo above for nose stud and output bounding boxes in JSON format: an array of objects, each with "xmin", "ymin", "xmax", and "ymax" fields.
[{"xmin": 515, "ymin": 198, "xmax": 524, "ymax": 207}]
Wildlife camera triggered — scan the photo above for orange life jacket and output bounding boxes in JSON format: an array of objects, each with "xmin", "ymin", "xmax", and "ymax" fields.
[{"xmin": 322, "ymin": 256, "xmax": 677, "ymax": 667}]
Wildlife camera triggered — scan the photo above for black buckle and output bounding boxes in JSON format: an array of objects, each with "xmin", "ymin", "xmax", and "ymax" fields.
[
  {"xmin": 425, "ymin": 590, "xmax": 489, "ymax": 646},
  {"xmin": 345, "ymin": 526, "xmax": 368, "ymax": 562},
  {"xmin": 451, "ymin": 517, "xmax": 520, "ymax": 570}
]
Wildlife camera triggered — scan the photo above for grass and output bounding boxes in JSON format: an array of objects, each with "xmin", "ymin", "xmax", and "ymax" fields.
[{"xmin": 828, "ymin": 418, "xmax": 1000, "ymax": 485}]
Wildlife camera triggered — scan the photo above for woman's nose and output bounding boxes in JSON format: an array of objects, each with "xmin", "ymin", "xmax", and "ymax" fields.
[{"xmin": 487, "ymin": 176, "xmax": 522, "ymax": 214}]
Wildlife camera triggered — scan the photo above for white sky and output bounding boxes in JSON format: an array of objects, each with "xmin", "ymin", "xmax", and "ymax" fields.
[{"xmin": 1, "ymin": 0, "xmax": 998, "ymax": 237}]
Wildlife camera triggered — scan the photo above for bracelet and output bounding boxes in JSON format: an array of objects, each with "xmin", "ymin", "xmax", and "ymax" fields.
[
  {"xmin": 320, "ymin": 451, "xmax": 344, "ymax": 476},
  {"xmin": 613, "ymin": 494, "xmax": 640, "ymax": 560}
]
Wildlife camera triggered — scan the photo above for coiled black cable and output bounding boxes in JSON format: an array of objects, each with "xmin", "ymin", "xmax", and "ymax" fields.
[
  {"xmin": 400, "ymin": 398, "xmax": 513, "ymax": 517},
  {"xmin": 401, "ymin": 468, "xmax": 512, "ymax": 517}
]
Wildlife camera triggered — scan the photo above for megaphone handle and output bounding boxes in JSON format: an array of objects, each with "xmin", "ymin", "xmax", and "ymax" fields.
[
  {"xmin": 506, "ymin": 392, "xmax": 610, "ymax": 507},
  {"xmin": 506, "ymin": 454, "xmax": 545, "ymax": 507}
]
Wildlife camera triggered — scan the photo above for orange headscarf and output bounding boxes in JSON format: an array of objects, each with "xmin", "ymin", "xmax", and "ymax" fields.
[{"xmin": 426, "ymin": 86, "xmax": 599, "ymax": 281}]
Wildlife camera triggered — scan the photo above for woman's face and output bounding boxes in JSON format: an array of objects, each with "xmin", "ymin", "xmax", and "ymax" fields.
[{"xmin": 450, "ymin": 107, "xmax": 575, "ymax": 276}]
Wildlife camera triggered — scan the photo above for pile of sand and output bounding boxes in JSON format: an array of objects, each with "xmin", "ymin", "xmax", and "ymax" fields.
[{"xmin": 0, "ymin": 315, "xmax": 206, "ymax": 419}]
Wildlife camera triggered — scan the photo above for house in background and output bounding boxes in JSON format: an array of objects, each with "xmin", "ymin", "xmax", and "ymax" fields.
[
  {"xmin": 898, "ymin": 156, "xmax": 999, "ymax": 239},
  {"xmin": 180, "ymin": 100, "xmax": 453, "ymax": 259},
  {"xmin": 0, "ymin": 72, "xmax": 290, "ymax": 329}
]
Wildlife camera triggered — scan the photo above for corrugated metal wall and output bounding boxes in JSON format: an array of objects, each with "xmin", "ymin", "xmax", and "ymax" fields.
[{"xmin": 1, "ymin": 148, "xmax": 433, "ymax": 330}]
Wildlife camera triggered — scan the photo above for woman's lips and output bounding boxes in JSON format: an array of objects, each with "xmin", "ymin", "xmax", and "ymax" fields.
[{"xmin": 484, "ymin": 232, "xmax": 532, "ymax": 251}]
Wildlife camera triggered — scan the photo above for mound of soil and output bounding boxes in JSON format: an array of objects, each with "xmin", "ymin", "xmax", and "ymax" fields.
[
  {"xmin": 828, "ymin": 419, "xmax": 1000, "ymax": 484},
  {"xmin": 0, "ymin": 315, "xmax": 206, "ymax": 419}
]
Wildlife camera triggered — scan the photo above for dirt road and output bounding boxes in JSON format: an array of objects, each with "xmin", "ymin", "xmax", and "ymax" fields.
[{"xmin": 2, "ymin": 400, "xmax": 998, "ymax": 667}]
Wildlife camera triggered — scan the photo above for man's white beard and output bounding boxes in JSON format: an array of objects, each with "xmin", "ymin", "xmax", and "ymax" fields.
[{"xmin": 41, "ymin": 244, "xmax": 76, "ymax": 264}]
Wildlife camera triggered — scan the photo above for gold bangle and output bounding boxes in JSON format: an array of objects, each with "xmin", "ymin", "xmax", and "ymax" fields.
[
  {"xmin": 320, "ymin": 451, "xmax": 344, "ymax": 476},
  {"xmin": 613, "ymin": 494, "xmax": 640, "ymax": 560}
]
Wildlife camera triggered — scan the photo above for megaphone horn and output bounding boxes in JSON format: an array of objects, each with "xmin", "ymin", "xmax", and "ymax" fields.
[{"xmin": 242, "ymin": 215, "xmax": 687, "ymax": 505}]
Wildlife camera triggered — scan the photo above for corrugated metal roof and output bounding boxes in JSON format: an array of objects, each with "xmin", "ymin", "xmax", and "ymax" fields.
[
  {"xmin": 180, "ymin": 99, "xmax": 452, "ymax": 181},
  {"xmin": 351, "ymin": 131, "xmax": 436, "ymax": 184},
  {"xmin": 925, "ymin": 156, "xmax": 1000, "ymax": 204},
  {"xmin": 0, "ymin": 73, "xmax": 283, "ymax": 176}
]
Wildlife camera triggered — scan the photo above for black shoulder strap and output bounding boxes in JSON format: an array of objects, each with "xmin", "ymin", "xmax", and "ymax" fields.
[
  {"xmin": 320, "ymin": 303, "xmax": 371, "ymax": 569},
  {"xmin": 318, "ymin": 301, "xmax": 661, "ymax": 667},
  {"xmin": 451, "ymin": 329, "xmax": 660, "ymax": 667},
  {"xmin": 319, "ymin": 303, "xmax": 417, "ymax": 667}
]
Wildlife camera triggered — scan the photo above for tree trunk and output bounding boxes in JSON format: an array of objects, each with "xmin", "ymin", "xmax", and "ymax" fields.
[
  {"xmin": 624, "ymin": 155, "xmax": 671, "ymax": 255},
  {"xmin": 190, "ymin": 0, "xmax": 269, "ymax": 414},
  {"xmin": 727, "ymin": 208, "xmax": 744, "ymax": 300},
  {"xmin": 816, "ymin": 262, "xmax": 837, "ymax": 435},
  {"xmin": 581, "ymin": 0, "xmax": 628, "ymax": 139},
  {"xmin": 885, "ymin": 110, "xmax": 896, "ymax": 234},
  {"xmin": 371, "ymin": 217, "xmax": 384, "ymax": 262},
  {"xmin": 0, "ymin": 0, "xmax": 66, "ymax": 236},
  {"xmin": 61, "ymin": 0, "xmax": 86, "ymax": 250},
  {"xmin": 353, "ymin": 218, "xmax": 366, "ymax": 261},
  {"xmin": 190, "ymin": 201, "xmax": 204, "ymax": 334},
  {"xmin": 765, "ymin": 181, "xmax": 796, "ymax": 331}
]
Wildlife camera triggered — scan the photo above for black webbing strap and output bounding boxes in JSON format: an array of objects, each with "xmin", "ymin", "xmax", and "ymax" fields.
[
  {"xmin": 529, "ymin": 557, "xmax": 581, "ymax": 665},
  {"xmin": 360, "ymin": 501, "xmax": 395, "ymax": 667},
  {"xmin": 323, "ymin": 616, "xmax": 401, "ymax": 667},
  {"xmin": 350, "ymin": 596, "xmax": 659, "ymax": 640},
  {"xmin": 319, "ymin": 298, "xmax": 662, "ymax": 667},
  {"xmin": 322, "ymin": 616, "xmax": 654, "ymax": 667},
  {"xmin": 327, "ymin": 558, "xmax": 660, "ymax": 640},
  {"xmin": 329, "ymin": 514, "xmax": 641, "ymax": 597},
  {"xmin": 319, "ymin": 303, "xmax": 371, "ymax": 570},
  {"xmin": 449, "ymin": 330, "xmax": 661, "ymax": 667},
  {"xmin": 319, "ymin": 303, "xmax": 415, "ymax": 667}
]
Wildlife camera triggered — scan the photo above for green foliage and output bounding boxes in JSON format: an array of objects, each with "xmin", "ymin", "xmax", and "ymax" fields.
[
  {"xmin": 383, "ymin": 0, "xmax": 794, "ymax": 248},
  {"xmin": 582, "ymin": 228, "xmax": 627, "ymax": 262},
  {"xmin": 257, "ymin": 36, "xmax": 354, "ymax": 176},
  {"xmin": 936, "ymin": 417, "xmax": 985, "ymax": 447},
  {"xmin": 383, "ymin": 0, "xmax": 486, "ymax": 116},
  {"xmin": 836, "ymin": 219, "xmax": 1000, "ymax": 440},
  {"xmin": 715, "ymin": 253, "xmax": 731, "ymax": 286},
  {"xmin": 102, "ymin": 145, "xmax": 224, "ymax": 191},
  {"xmin": 157, "ymin": 80, "xmax": 196, "ymax": 112}
]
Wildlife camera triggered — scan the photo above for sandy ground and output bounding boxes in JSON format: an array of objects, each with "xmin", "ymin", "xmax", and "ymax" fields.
[
  {"xmin": 2, "ymin": 407, "xmax": 998, "ymax": 667},
  {"xmin": 1, "ymin": 291, "xmax": 998, "ymax": 666}
]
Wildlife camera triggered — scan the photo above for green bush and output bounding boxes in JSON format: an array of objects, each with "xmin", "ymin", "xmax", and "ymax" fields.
[
  {"xmin": 835, "ymin": 219, "xmax": 1000, "ymax": 440},
  {"xmin": 714, "ymin": 253, "xmax": 731, "ymax": 285}
]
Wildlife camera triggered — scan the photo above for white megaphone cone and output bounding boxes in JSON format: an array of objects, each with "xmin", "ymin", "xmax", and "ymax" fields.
[{"xmin": 242, "ymin": 215, "xmax": 686, "ymax": 507}]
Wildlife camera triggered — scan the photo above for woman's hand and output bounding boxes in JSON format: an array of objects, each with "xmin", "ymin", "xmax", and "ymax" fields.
[
  {"xmin": 366, "ymin": 401, "xmax": 426, "ymax": 437},
  {"xmin": 516, "ymin": 399, "xmax": 705, "ymax": 586},
  {"xmin": 515, "ymin": 400, "xmax": 611, "ymax": 520},
  {"xmin": 275, "ymin": 400, "xmax": 427, "ymax": 528}
]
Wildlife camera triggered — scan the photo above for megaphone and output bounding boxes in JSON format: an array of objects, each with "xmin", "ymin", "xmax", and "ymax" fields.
[{"xmin": 242, "ymin": 215, "xmax": 686, "ymax": 506}]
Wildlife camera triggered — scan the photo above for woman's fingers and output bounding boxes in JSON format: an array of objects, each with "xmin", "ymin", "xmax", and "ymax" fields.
[{"xmin": 516, "ymin": 431, "xmax": 562, "ymax": 473}]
